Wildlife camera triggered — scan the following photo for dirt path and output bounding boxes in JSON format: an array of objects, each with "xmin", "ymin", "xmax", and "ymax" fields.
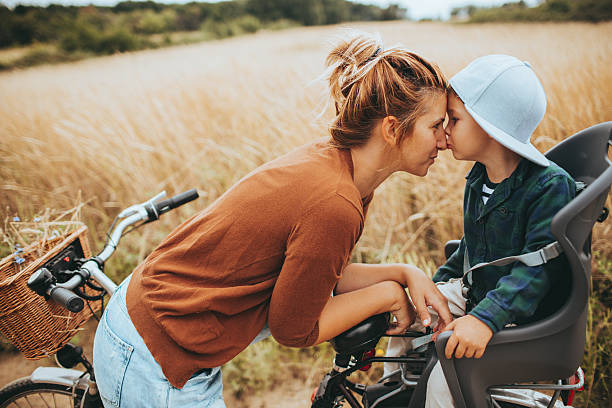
[{"xmin": 225, "ymin": 382, "xmax": 312, "ymax": 408}]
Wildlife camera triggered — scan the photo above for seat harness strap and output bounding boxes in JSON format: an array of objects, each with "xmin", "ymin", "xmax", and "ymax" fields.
[
  {"xmin": 461, "ymin": 242, "xmax": 563, "ymax": 308},
  {"xmin": 462, "ymin": 241, "xmax": 563, "ymax": 285}
]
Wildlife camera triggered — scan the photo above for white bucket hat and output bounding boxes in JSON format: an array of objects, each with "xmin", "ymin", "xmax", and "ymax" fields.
[{"xmin": 450, "ymin": 54, "xmax": 549, "ymax": 167}]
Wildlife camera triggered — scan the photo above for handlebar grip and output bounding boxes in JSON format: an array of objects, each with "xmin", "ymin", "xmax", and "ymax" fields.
[
  {"xmin": 49, "ymin": 287, "xmax": 84, "ymax": 313},
  {"xmin": 154, "ymin": 189, "xmax": 199, "ymax": 216}
]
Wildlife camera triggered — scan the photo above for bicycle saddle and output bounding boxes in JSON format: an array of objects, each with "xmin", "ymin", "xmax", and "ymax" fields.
[{"xmin": 330, "ymin": 313, "xmax": 390, "ymax": 355}]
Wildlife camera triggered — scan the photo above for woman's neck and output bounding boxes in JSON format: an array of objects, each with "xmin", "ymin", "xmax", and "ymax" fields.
[{"xmin": 350, "ymin": 137, "xmax": 399, "ymax": 199}]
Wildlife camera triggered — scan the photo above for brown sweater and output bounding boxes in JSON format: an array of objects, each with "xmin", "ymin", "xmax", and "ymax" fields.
[{"xmin": 126, "ymin": 139, "xmax": 372, "ymax": 388}]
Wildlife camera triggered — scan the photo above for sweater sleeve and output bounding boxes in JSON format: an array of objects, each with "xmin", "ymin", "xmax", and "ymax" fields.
[
  {"xmin": 433, "ymin": 237, "xmax": 466, "ymax": 283},
  {"xmin": 268, "ymin": 195, "xmax": 363, "ymax": 347}
]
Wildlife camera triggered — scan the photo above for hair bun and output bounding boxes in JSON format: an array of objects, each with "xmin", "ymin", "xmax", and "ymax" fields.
[{"xmin": 325, "ymin": 31, "xmax": 384, "ymax": 104}]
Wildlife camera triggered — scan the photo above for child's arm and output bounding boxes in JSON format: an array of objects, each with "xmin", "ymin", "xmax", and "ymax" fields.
[
  {"xmin": 432, "ymin": 237, "xmax": 466, "ymax": 283},
  {"xmin": 468, "ymin": 174, "xmax": 576, "ymax": 334}
]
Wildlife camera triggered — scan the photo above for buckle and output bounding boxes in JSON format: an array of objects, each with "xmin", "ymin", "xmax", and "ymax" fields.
[
  {"xmin": 462, "ymin": 271, "xmax": 473, "ymax": 286},
  {"xmin": 461, "ymin": 279, "xmax": 474, "ymax": 312},
  {"xmin": 461, "ymin": 284, "xmax": 470, "ymax": 298}
]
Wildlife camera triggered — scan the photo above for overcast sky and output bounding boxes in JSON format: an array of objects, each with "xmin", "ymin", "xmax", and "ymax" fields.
[{"xmin": 0, "ymin": 0, "xmax": 541, "ymax": 20}]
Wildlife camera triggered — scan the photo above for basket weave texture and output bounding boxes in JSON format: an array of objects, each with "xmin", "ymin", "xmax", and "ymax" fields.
[{"xmin": 0, "ymin": 225, "xmax": 100, "ymax": 359}]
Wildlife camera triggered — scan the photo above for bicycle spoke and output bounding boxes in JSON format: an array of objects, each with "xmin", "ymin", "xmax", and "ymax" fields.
[
  {"xmin": 36, "ymin": 392, "xmax": 52, "ymax": 408},
  {"xmin": 22, "ymin": 395, "xmax": 34, "ymax": 408},
  {"xmin": 491, "ymin": 397, "xmax": 503, "ymax": 408},
  {"xmin": 52, "ymin": 394, "xmax": 67, "ymax": 408},
  {"xmin": 13, "ymin": 396, "xmax": 24, "ymax": 408}
]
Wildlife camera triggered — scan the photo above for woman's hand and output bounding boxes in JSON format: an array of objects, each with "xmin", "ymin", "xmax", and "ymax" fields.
[
  {"xmin": 402, "ymin": 265, "xmax": 453, "ymax": 331},
  {"xmin": 385, "ymin": 281, "xmax": 416, "ymax": 335}
]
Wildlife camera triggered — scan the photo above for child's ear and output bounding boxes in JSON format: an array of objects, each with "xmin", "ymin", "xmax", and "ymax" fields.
[{"xmin": 381, "ymin": 116, "xmax": 400, "ymax": 146}]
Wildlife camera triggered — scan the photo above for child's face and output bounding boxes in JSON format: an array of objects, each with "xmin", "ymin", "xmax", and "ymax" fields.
[{"xmin": 445, "ymin": 93, "xmax": 492, "ymax": 162}]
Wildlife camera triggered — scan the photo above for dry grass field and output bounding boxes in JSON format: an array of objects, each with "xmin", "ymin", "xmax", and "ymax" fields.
[{"xmin": 1, "ymin": 21, "xmax": 611, "ymax": 407}]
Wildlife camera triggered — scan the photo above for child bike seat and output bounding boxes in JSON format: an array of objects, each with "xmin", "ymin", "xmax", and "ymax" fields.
[{"xmin": 435, "ymin": 121, "xmax": 612, "ymax": 408}]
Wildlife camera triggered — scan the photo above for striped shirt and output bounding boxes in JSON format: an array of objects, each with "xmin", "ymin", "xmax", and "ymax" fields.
[{"xmin": 481, "ymin": 173, "xmax": 498, "ymax": 204}]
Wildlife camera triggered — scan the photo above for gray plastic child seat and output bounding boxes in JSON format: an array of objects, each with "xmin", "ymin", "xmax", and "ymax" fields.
[{"xmin": 435, "ymin": 122, "xmax": 612, "ymax": 408}]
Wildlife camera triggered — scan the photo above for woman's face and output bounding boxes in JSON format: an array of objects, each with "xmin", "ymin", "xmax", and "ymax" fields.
[{"xmin": 398, "ymin": 92, "xmax": 448, "ymax": 176}]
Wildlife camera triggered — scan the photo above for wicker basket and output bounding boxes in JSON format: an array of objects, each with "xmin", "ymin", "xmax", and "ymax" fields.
[{"xmin": 0, "ymin": 225, "xmax": 101, "ymax": 359}]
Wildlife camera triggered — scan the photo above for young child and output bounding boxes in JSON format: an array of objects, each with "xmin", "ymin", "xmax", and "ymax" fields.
[{"xmin": 385, "ymin": 55, "xmax": 576, "ymax": 408}]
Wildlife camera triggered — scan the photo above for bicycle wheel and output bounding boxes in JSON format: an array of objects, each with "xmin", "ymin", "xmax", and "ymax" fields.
[{"xmin": 0, "ymin": 377, "xmax": 84, "ymax": 408}]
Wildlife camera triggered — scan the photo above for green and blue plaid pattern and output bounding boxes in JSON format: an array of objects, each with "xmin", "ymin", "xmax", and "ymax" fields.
[{"xmin": 433, "ymin": 159, "xmax": 576, "ymax": 332}]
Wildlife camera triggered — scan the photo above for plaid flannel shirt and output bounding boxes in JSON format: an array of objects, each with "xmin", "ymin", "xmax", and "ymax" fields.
[{"xmin": 433, "ymin": 159, "xmax": 576, "ymax": 333}]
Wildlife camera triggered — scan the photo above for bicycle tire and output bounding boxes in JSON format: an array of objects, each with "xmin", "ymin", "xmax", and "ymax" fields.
[{"xmin": 0, "ymin": 377, "xmax": 84, "ymax": 408}]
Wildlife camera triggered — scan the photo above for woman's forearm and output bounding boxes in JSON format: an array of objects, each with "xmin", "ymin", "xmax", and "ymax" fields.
[
  {"xmin": 335, "ymin": 263, "xmax": 417, "ymax": 294},
  {"xmin": 335, "ymin": 263, "xmax": 454, "ymax": 332},
  {"xmin": 314, "ymin": 280, "xmax": 412, "ymax": 344}
]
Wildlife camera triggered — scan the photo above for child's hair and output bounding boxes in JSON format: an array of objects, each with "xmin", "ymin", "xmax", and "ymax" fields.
[{"xmin": 325, "ymin": 31, "xmax": 448, "ymax": 148}]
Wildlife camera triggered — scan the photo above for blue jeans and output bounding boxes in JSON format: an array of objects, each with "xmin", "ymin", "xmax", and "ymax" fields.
[{"xmin": 93, "ymin": 276, "xmax": 225, "ymax": 408}]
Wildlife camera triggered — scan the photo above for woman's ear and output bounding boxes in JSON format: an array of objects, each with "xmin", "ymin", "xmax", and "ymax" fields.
[{"xmin": 381, "ymin": 116, "xmax": 400, "ymax": 147}]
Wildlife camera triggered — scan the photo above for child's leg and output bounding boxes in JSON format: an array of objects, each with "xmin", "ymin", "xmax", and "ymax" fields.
[
  {"xmin": 383, "ymin": 278, "xmax": 466, "ymax": 377},
  {"xmin": 426, "ymin": 362, "xmax": 453, "ymax": 408},
  {"xmin": 424, "ymin": 278, "xmax": 470, "ymax": 408}
]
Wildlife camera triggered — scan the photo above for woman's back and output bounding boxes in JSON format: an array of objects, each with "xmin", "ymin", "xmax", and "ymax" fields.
[{"xmin": 126, "ymin": 139, "xmax": 370, "ymax": 388}]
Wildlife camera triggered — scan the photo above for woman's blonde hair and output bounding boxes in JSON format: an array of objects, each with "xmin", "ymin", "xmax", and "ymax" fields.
[{"xmin": 325, "ymin": 31, "xmax": 448, "ymax": 148}]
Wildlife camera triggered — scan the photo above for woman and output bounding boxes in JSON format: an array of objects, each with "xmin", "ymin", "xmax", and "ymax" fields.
[{"xmin": 93, "ymin": 31, "xmax": 453, "ymax": 407}]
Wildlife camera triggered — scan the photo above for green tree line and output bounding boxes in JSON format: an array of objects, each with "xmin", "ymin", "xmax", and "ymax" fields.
[
  {"xmin": 0, "ymin": 0, "xmax": 406, "ymax": 53},
  {"xmin": 451, "ymin": 0, "xmax": 612, "ymax": 23}
]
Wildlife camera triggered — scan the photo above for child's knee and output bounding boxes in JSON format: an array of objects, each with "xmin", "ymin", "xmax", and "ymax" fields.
[
  {"xmin": 386, "ymin": 336, "xmax": 410, "ymax": 356},
  {"xmin": 383, "ymin": 336, "xmax": 411, "ymax": 376},
  {"xmin": 427, "ymin": 363, "xmax": 447, "ymax": 393}
]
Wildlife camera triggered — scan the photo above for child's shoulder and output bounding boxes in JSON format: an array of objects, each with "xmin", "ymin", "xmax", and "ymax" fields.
[{"xmin": 527, "ymin": 160, "xmax": 575, "ymax": 187}]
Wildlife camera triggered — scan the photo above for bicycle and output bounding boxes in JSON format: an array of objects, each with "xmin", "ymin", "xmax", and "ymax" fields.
[{"xmin": 0, "ymin": 188, "xmax": 199, "ymax": 408}]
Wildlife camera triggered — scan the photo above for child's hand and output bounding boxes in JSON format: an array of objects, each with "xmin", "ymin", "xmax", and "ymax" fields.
[{"xmin": 442, "ymin": 315, "xmax": 493, "ymax": 359}]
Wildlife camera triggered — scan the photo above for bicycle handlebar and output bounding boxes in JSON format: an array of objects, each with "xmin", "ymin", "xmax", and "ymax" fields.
[
  {"xmin": 153, "ymin": 189, "xmax": 199, "ymax": 217},
  {"xmin": 98, "ymin": 188, "xmax": 200, "ymax": 262},
  {"xmin": 49, "ymin": 286, "xmax": 84, "ymax": 313},
  {"xmin": 29, "ymin": 188, "xmax": 200, "ymax": 311},
  {"xmin": 28, "ymin": 267, "xmax": 85, "ymax": 312}
]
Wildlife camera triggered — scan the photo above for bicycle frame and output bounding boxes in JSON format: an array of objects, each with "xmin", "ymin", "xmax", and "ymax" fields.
[{"xmin": 313, "ymin": 335, "xmax": 586, "ymax": 408}]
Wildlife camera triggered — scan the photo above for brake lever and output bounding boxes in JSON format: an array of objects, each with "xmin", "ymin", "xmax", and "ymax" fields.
[{"xmin": 117, "ymin": 191, "xmax": 167, "ymax": 218}]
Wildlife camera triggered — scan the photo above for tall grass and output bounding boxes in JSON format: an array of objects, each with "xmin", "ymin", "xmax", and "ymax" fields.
[{"xmin": 1, "ymin": 21, "xmax": 611, "ymax": 407}]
